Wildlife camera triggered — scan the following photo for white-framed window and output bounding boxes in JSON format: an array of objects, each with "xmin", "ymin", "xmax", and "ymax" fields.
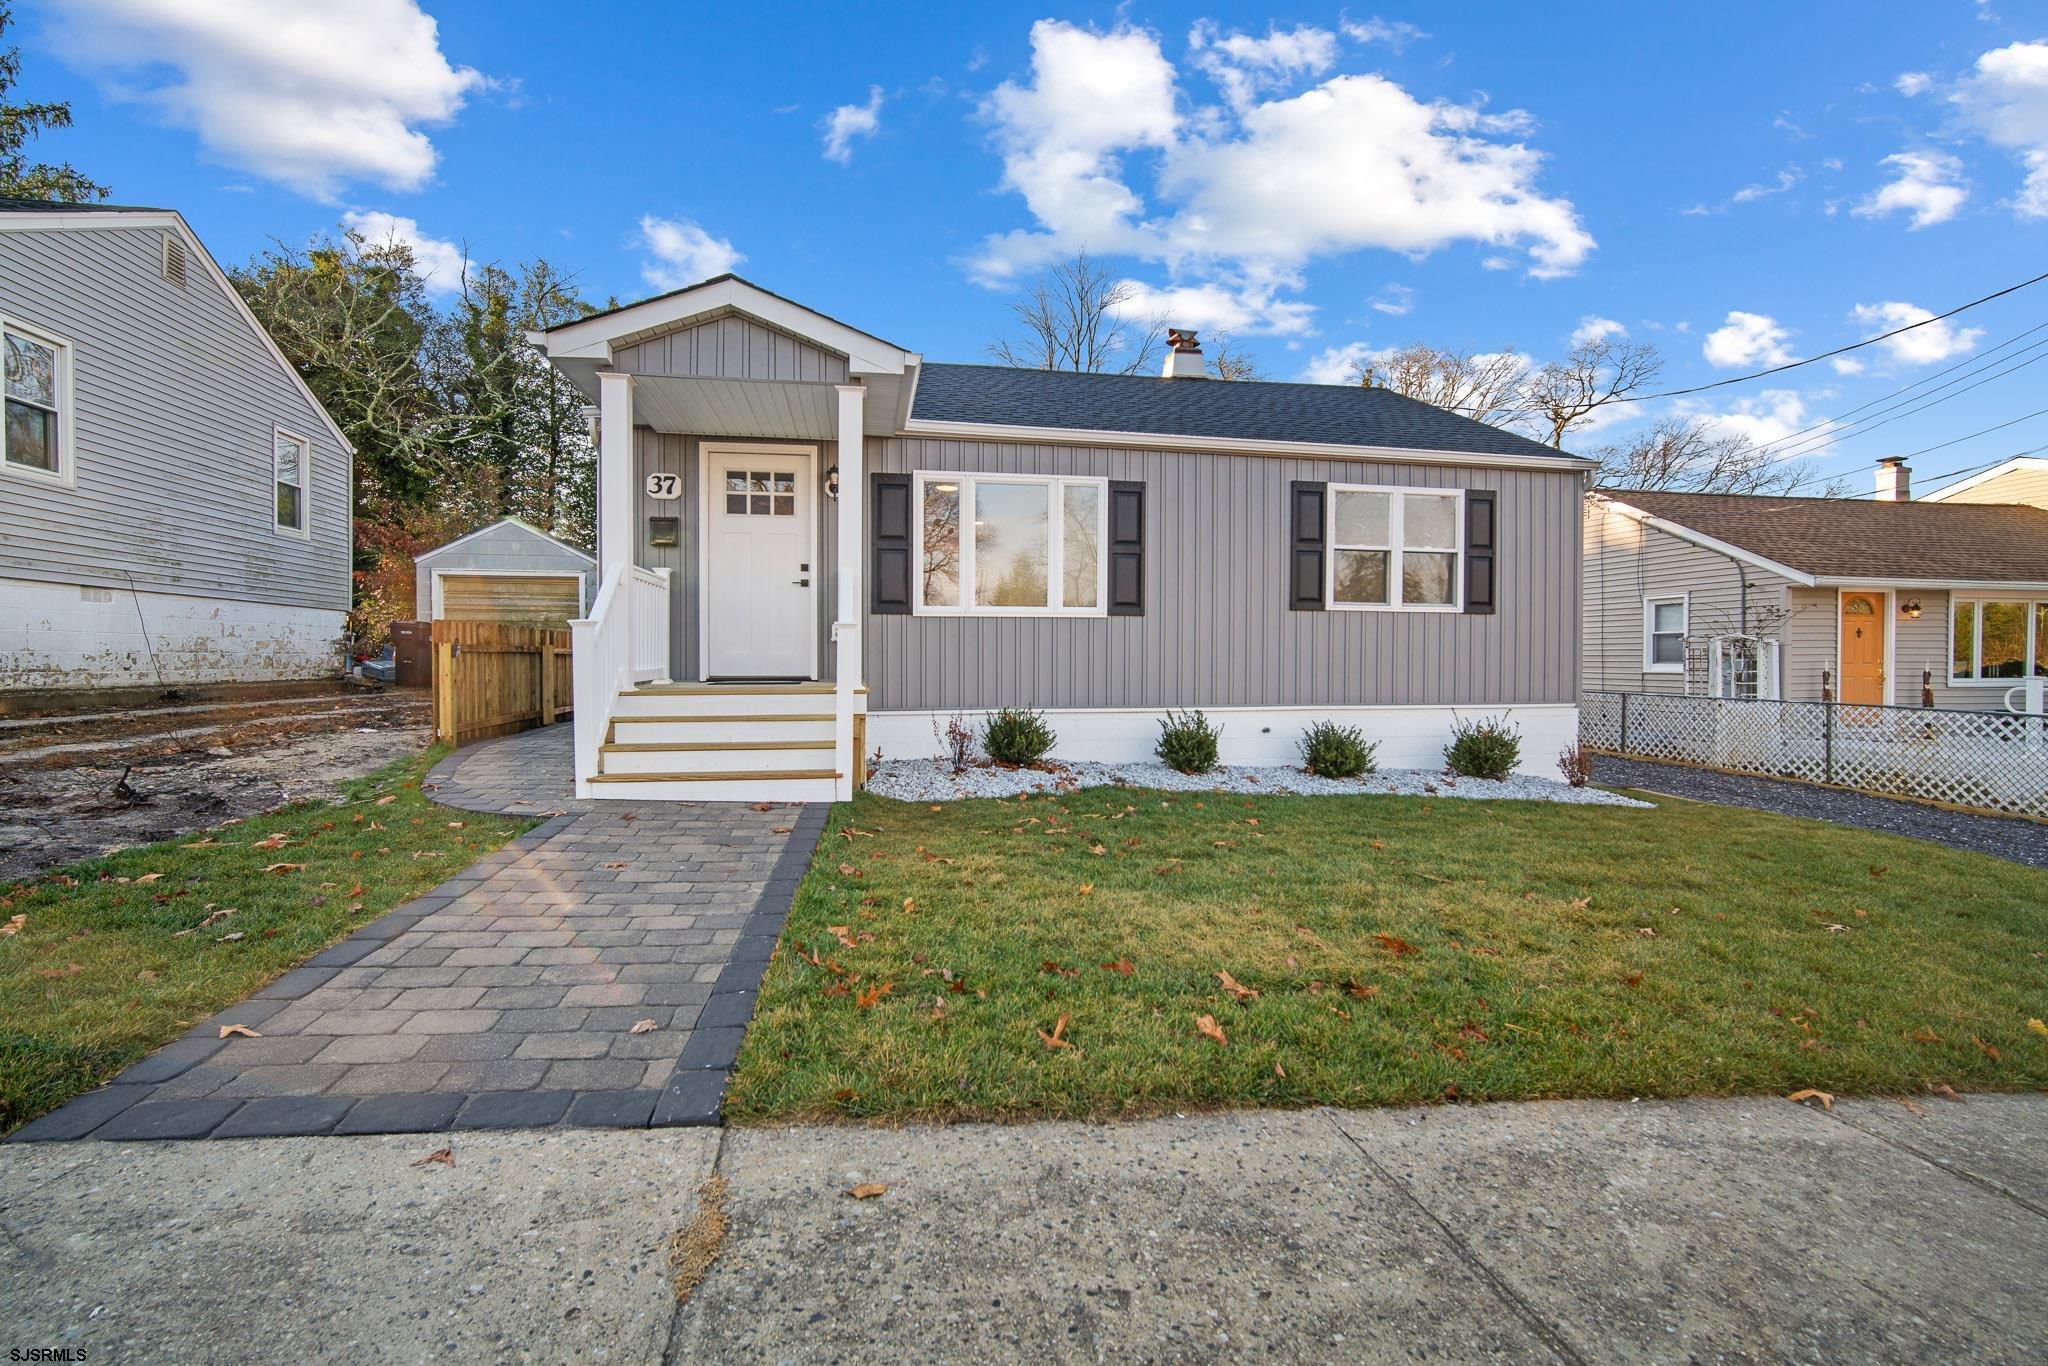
[
  {"xmin": 1326, "ymin": 484, "xmax": 1462, "ymax": 611},
  {"xmin": 913, "ymin": 471, "xmax": 1106, "ymax": 616},
  {"xmin": 273, "ymin": 427, "xmax": 310, "ymax": 536},
  {"xmin": 2, "ymin": 317, "xmax": 72, "ymax": 484},
  {"xmin": 1643, "ymin": 594, "xmax": 1688, "ymax": 672},
  {"xmin": 1951, "ymin": 596, "xmax": 2046, "ymax": 684}
]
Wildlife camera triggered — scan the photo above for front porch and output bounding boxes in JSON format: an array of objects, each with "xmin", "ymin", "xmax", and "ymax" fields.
[{"xmin": 537, "ymin": 276, "xmax": 920, "ymax": 803}]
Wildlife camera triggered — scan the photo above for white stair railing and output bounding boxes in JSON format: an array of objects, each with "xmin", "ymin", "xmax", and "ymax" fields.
[{"xmin": 569, "ymin": 564, "xmax": 672, "ymax": 797}]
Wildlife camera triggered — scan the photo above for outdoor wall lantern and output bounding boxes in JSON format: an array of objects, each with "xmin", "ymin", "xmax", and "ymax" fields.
[
  {"xmin": 1901, "ymin": 598, "xmax": 1923, "ymax": 619},
  {"xmin": 826, "ymin": 464, "xmax": 841, "ymax": 499}
]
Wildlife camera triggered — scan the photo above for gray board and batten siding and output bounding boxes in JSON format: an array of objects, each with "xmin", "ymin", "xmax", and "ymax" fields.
[
  {"xmin": 0, "ymin": 219, "xmax": 350, "ymax": 612},
  {"xmin": 613, "ymin": 313, "xmax": 849, "ymax": 383}
]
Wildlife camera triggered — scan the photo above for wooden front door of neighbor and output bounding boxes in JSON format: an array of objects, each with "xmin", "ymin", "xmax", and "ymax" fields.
[
  {"xmin": 1839, "ymin": 592, "xmax": 1885, "ymax": 705},
  {"xmin": 701, "ymin": 447, "xmax": 816, "ymax": 679}
]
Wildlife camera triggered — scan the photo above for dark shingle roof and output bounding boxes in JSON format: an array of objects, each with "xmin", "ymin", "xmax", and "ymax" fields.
[
  {"xmin": 0, "ymin": 195, "xmax": 167, "ymax": 214},
  {"xmin": 910, "ymin": 362, "xmax": 1580, "ymax": 461},
  {"xmin": 1603, "ymin": 489, "xmax": 2048, "ymax": 583}
]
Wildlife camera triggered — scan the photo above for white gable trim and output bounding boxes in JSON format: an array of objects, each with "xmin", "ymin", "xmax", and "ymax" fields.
[
  {"xmin": 540, "ymin": 275, "xmax": 917, "ymax": 376},
  {"xmin": 0, "ymin": 208, "xmax": 356, "ymax": 458},
  {"xmin": 415, "ymin": 516, "xmax": 597, "ymax": 565},
  {"xmin": 1592, "ymin": 494, "xmax": 1818, "ymax": 586},
  {"xmin": 1917, "ymin": 456, "xmax": 2048, "ymax": 503}
]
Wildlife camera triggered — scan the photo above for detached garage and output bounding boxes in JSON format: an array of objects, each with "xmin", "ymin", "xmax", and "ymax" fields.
[{"xmin": 415, "ymin": 518, "xmax": 597, "ymax": 629}]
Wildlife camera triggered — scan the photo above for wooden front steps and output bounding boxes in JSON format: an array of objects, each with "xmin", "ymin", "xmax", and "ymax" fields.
[{"xmin": 588, "ymin": 681, "xmax": 858, "ymax": 803}]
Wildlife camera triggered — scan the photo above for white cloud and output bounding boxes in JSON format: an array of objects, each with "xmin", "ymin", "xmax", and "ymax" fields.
[
  {"xmin": 1299, "ymin": 340, "xmax": 1390, "ymax": 384},
  {"xmin": 822, "ymin": 86, "xmax": 884, "ymax": 164},
  {"xmin": 1852, "ymin": 150, "xmax": 1968, "ymax": 228},
  {"xmin": 1830, "ymin": 355, "xmax": 1866, "ymax": 375},
  {"xmin": 637, "ymin": 216, "xmax": 744, "ymax": 291},
  {"xmin": 1341, "ymin": 18, "xmax": 1427, "ymax": 51},
  {"xmin": 1188, "ymin": 22, "xmax": 1338, "ymax": 113},
  {"xmin": 1370, "ymin": 283, "xmax": 1414, "ymax": 316},
  {"xmin": 1896, "ymin": 71, "xmax": 1933, "ymax": 96},
  {"xmin": 972, "ymin": 20, "xmax": 1593, "ymax": 330},
  {"xmin": 1703, "ymin": 311, "xmax": 1795, "ymax": 369},
  {"xmin": 1848, "ymin": 300, "xmax": 1984, "ymax": 365},
  {"xmin": 1731, "ymin": 165, "xmax": 1804, "ymax": 203},
  {"xmin": 1111, "ymin": 274, "xmax": 1318, "ymax": 336},
  {"xmin": 1952, "ymin": 39, "xmax": 2048, "ymax": 216},
  {"xmin": 341, "ymin": 210, "xmax": 465, "ymax": 293},
  {"xmin": 52, "ymin": 0, "xmax": 483, "ymax": 200},
  {"xmin": 1685, "ymin": 388, "xmax": 1817, "ymax": 447},
  {"xmin": 1571, "ymin": 316, "xmax": 1626, "ymax": 347}
]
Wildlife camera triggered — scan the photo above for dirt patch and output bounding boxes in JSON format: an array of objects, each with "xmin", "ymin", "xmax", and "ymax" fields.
[
  {"xmin": 666, "ymin": 1174, "xmax": 731, "ymax": 1304},
  {"xmin": 0, "ymin": 700, "xmax": 433, "ymax": 885}
]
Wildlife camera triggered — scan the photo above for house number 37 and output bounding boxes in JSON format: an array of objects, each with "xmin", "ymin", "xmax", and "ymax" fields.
[{"xmin": 645, "ymin": 472, "xmax": 680, "ymax": 500}]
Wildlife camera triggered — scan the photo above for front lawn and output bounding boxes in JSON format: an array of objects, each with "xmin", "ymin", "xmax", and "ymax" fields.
[
  {"xmin": 0, "ymin": 747, "xmax": 531, "ymax": 1133},
  {"xmin": 727, "ymin": 789, "xmax": 2048, "ymax": 1122}
]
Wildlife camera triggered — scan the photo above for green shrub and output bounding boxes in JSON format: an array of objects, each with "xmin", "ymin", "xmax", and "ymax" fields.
[
  {"xmin": 1444, "ymin": 715, "xmax": 1522, "ymax": 780},
  {"xmin": 981, "ymin": 708, "xmax": 1056, "ymax": 766},
  {"xmin": 1154, "ymin": 709, "xmax": 1223, "ymax": 774},
  {"xmin": 1298, "ymin": 720, "xmax": 1377, "ymax": 778}
]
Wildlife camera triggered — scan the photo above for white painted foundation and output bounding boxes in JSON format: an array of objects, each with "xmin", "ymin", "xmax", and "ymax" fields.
[
  {"xmin": 866, "ymin": 703, "xmax": 1581, "ymax": 780},
  {"xmin": 0, "ymin": 576, "xmax": 346, "ymax": 690}
]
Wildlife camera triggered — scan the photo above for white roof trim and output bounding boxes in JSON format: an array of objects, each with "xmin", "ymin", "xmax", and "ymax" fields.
[
  {"xmin": 0, "ymin": 208, "xmax": 355, "ymax": 457},
  {"xmin": 1917, "ymin": 456, "xmax": 2048, "ymax": 503},
  {"xmin": 1592, "ymin": 495, "xmax": 1818, "ymax": 585},
  {"xmin": 415, "ymin": 516, "xmax": 597, "ymax": 565},
  {"xmin": 900, "ymin": 416, "xmax": 1599, "ymax": 472},
  {"xmin": 542, "ymin": 276, "xmax": 914, "ymax": 376},
  {"xmin": 1812, "ymin": 575, "xmax": 2048, "ymax": 593}
]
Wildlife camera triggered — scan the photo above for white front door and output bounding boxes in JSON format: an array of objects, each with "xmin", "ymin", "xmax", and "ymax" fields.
[{"xmin": 702, "ymin": 447, "xmax": 816, "ymax": 678}]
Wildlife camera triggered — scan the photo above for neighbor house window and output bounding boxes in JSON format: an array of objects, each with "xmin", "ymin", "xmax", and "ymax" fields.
[
  {"xmin": 1951, "ymin": 597, "xmax": 2046, "ymax": 682},
  {"xmin": 2, "ymin": 319, "xmax": 68, "ymax": 480},
  {"xmin": 1326, "ymin": 485, "xmax": 1462, "ymax": 610},
  {"xmin": 274, "ymin": 428, "xmax": 310, "ymax": 535},
  {"xmin": 1644, "ymin": 595, "xmax": 1688, "ymax": 672},
  {"xmin": 914, "ymin": 472, "xmax": 1106, "ymax": 615}
]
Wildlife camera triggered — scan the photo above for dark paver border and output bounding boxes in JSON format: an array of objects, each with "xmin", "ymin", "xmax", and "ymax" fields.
[{"xmin": 9, "ymin": 793, "xmax": 830, "ymax": 1144}]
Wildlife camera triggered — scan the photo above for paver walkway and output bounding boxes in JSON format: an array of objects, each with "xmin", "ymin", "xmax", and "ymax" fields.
[{"xmin": 10, "ymin": 727, "xmax": 827, "ymax": 1142}]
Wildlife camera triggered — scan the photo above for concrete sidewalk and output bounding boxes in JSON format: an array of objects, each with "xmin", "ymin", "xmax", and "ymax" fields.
[{"xmin": 3, "ymin": 1094, "xmax": 2045, "ymax": 1362}]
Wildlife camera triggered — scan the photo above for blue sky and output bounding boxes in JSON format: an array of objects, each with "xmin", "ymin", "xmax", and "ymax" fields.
[{"xmin": 18, "ymin": 1, "xmax": 2048, "ymax": 492}]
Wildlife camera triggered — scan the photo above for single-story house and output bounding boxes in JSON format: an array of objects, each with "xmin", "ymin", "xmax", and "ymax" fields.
[
  {"xmin": 1917, "ymin": 453, "xmax": 2048, "ymax": 511},
  {"xmin": 0, "ymin": 197, "xmax": 352, "ymax": 691},
  {"xmin": 1583, "ymin": 458, "xmax": 2048, "ymax": 710},
  {"xmin": 535, "ymin": 275, "xmax": 1595, "ymax": 802},
  {"xmin": 414, "ymin": 517, "xmax": 597, "ymax": 629}
]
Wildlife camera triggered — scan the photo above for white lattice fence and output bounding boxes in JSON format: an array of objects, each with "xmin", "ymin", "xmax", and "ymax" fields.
[{"xmin": 1581, "ymin": 691, "xmax": 2048, "ymax": 820}]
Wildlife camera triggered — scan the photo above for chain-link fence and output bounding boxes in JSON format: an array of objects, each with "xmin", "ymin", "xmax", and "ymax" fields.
[{"xmin": 1581, "ymin": 691, "xmax": 2048, "ymax": 820}]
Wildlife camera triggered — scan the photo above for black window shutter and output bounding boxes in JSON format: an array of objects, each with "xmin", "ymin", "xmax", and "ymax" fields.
[
  {"xmin": 1289, "ymin": 481, "xmax": 1326, "ymax": 611},
  {"xmin": 1465, "ymin": 489, "xmax": 1497, "ymax": 615},
  {"xmin": 1106, "ymin": 480, "xmax": 1145, "ymax": 616},
  {"xmin": 871, "ymin": 473, "xmax": 912, "ymax": 615}
]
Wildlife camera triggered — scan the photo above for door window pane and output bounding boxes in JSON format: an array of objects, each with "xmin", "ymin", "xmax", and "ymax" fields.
[
  {"xmin": 772, "ymin": 495, "xmax": 794, "ymax": 516},
  {"xmin": 921, "ymin": 480, "xmax": 960, "ymax": 607},
  {"xmin": 974, "ymin": 482, "xmax": 1049, "ymax": 607},
  {"xmin": 1062, "ymin": 484, "xmax": 1099, "ymax": 608},
  {"xmin": 1982, "ymin": 601, "xmax": 2027, "ymax": 678},
  {"xmin": 772, "ymin": 472, "xmax": 795, "ymax": 492},
  {"xmin": 1403, "ymin": 551, "xmax": 1455, "ymax": 605},
  {"xmin": 1333, "ymin": 491, "xmax": 1389, "ymax": 546},
  {"xmin": 1404, "ymin": 495, "xmax": 1456, "ymax": 548},
  {"xmin": 726, "ymin": 493, "xmax": 746, "ymax": 514},
  {"xmin": 4, "ymin": 400, "xmax": 53, "ymax": 470},
  {"xmin": 750, "ymin": 471, "xmax": 770, "ymax": 492},
  {"xmin": 1332, "ymin": 549, "xmax": 1388, "ymax": 604},
  {"xmin": 726, "ymin": 472, "xmax": 747, "ymax": 493}
]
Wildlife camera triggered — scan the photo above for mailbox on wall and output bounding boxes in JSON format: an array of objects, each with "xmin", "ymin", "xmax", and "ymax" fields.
[{"xmin": 648, "ymin": 516, "xmax": 680, "ymax": 547}]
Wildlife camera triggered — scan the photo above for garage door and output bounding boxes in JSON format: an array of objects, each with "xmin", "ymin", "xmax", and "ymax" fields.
[{"xmin": 437, "ymin": 574, "xmax": 582, "ymax": 627}]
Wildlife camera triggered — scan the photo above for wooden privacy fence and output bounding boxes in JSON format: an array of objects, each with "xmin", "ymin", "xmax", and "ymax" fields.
[{"xmin": 431, "ymin": 619, "xmax": 573, "ymax": 748}]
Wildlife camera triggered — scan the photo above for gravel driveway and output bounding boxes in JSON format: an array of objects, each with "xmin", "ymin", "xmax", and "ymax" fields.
[{"xmin": 1593, "ymin": 755, "xmax": 2048, "ymax": 868}]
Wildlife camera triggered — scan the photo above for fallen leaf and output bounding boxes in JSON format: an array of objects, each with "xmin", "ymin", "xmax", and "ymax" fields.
[
  {"xmin": 34, "ymin": 962, "xmax": 83, "ymax": 978},
  {"xmin": 1636, "ymin": 927, "xmax": 1658, "ymax": 938},
  {"xmin": 1077, "ymin": 882, "xmax": 1094, "ymax": 896},
  {"xmin": 182, "ymin": 838, "xmax": 216, "ymax": 848},
  {"xmin": 218, "ymin": 1024, "xmax": 263, "ymax": 1039},
  {"xmin": 826, "ymin": 925, "xmax": 859, "ymax": 949},
  {"xmin": 1100, "ymin": 957, "xmax": 1134, "ymax": 976},
  {"xmin": 1930, "ymin": 1083, "xmax": 1964, "ymax": 1102},
  {"xmin": 1343, "ymin": 978, "xmax": 1379, "ymax": 999},
  {"xmin": 1038, "ymin": 1014, "xmax": 1073, "ymax": 1049},
  {"xmin": 1896, "ymin": 1097, "xmax": 1928, "ymax": 1117},
  {"xmin": 846, "ymin": 1183, "xmax": 886, "ymax": 1199},
  {"xmin": 2027, "ymin": 1018, "xmax": 2047, "ymax": 1037},
  {"xmin": 1040, "ymin": 960, "xmax": 1079, "ymax": 979},
  {"xmin": 1911, "ymin": 1025, "xmax": 1942, "ymax": 1043},
  {"xmin": 750, "ymin": 802, "xmax": 777, "ymax": 812},
  {"xmin": 0, "ymin": 913, "xmax": 24, "ymax": 938},
  {"xmin": 1372, "ymin": 933, "xmax": 1417, "ymax": 956},
  {"xmin": 217, "ymin": 931, "xmax": 245, "ymax": 942},
  {"xmin": 137, "ymin": 970, "xmax": 157, "ymax": 982},
  {"xmin": 1274, "ymin": 1062, "xmax": 1285, "ymax": 1078},
  {"xmin": 1824, "ymin": 923, "xmax": 1849, "ymax": 934},
  {"xmin": 411, "ymin": 1146, "xmax": 454, "ymax": 1168},
  {"xmin": 262, "ymin": 862, "xmax": 305, "ymax": 874},
  {"xmin": 375, "ymin": 795, "xmax": 397, "ymax": 806},
  {"xmin": 837, "ymin": 863, "xmax": 861, "ymax": 877},
  {"xmin": 1569, "ymin": 897, "xmax": 1591, "ymax": 910},
  {"xmin": 629, "ymin": 1019, "xmax": 659, "ymax": 1034},
  {"xmin": 772, "ymin": 826, "xmax": 793, "ymax": 834},
  {"xmin": 1194, "ymin": 1014, "xmax": 1228, "ymax": 1046},
  {"xmin": 855, "ymin": 982, "xmax": 894, "ymax": 1009},
  {"xmin": 135, "ymin": 872, "xmax": 163, "ymax": 884},
  {"xmin": 1785, "ymin": 1088, "xmax": 1833, "ymax": 1111},
  {"xmin": 903, "ymin": 898, "xmax": 916, "ymax": 913},
  {"xmin": 601, "ymin": 861, "xmax": 628, "ymax": 870},
  {"xmin": 446, "ymin": 821, "xmax": 465, "ymax": 829},
  {"xmin": 250, "ymin": 833, "xmax": 290, "ymax": 850},
  {"xmin": 1972, "ymin": 1035, "xmax": 2001, "ymax": 1061},
  {"xmin": 1215, "ymin": 969, "xmax": 1259, "ymax": 1002}
]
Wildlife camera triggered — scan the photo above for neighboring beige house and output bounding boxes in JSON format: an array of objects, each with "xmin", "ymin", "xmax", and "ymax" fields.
[
  {"xmin": 1583, "ymin": 459, "xmax": 2048, "ymax": 712},
  {"xmin": 1917, "ymin": 454, "xmax": 2048, "ymax": 511}
]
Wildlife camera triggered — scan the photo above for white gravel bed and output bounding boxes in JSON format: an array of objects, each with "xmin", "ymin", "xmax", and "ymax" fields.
[{"xmin": 865, "ymin": 758, "xmax": 1652, "ymax": 807}]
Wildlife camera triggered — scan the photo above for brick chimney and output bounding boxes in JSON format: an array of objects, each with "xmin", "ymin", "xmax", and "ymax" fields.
[
  {"xmin": 1161, "ymin": 328, "xmax": 1206, "ymax": 379},
  {"xmin": 1875, "ymin": 457, "xmax": 1910, "ymax": 502}
]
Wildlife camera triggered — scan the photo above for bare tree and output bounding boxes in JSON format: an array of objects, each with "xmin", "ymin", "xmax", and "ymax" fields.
[
  {"xmin": 986, "ymin": 252, "xmax": 1164, "ymax": 374},
  {"xmin": 1525, "ymin": 337, "xmax": 1662, "ymax": 448},
  {"xmin": 1353, "ymin": 344, "xmax": 1534, "ymax": 429},
  {"xmin": 1593, "ymin": 417, "xmax": 1846, "ymax": 495},
  {"xmin": 1206, "ymin": 331, "xmax": 1265, "ymax": 380}
]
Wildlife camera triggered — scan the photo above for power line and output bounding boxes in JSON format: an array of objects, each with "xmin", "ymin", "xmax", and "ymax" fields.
[
  {"xmin": 1616, "ymin": 267, "xmax": 2048, "ymax": 403},
  {"xmin": 1791, "ymin": 424, "xmax": 2048, "ymax": 496},
  {"xmin": 1757, "ymin": 343, "xmax": 2048, "ymax": 465},
  {"xmin": 1835, "ymin": 442, "xmax": 2048, "ymax": 498}
]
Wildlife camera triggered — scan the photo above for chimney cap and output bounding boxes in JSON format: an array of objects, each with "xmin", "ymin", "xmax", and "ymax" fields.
[
  {"xmin": 1166, "ymin": 327, "xmax": 1201, "ymax": 353},
  {"xmin": 1878, "ymin": 456, "xmax": 1908, "ymax": 468}
]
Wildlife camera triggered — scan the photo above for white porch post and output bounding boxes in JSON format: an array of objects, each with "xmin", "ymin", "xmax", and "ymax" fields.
[
  {"xmin": 597, "ymin": 370, "xmax": 636, "ymax": 575},
  {"xmin": 833, "ymin": 382, "xmax": 865, "ymax": 801}
]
